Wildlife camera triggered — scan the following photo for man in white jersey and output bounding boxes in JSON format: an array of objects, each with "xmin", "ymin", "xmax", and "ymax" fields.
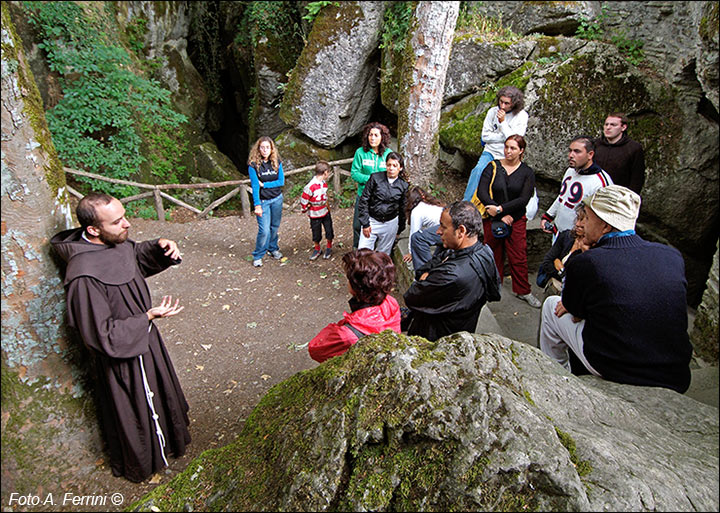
[{"xmin": 541, "ymin": 136, "xmax": 613, "ymax": 242}]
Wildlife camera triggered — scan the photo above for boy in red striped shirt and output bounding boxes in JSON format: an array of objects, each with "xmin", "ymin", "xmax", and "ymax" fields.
[{"xmin": 300, "ymin": 161, "xmax": 335, "ymax": 260}]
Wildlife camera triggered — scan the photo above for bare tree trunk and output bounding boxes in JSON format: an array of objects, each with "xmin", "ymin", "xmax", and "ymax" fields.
[
  {"xmin": 1, "ymin": 5, "xmax": 101, "ymax": 498},
  {"xmin": 397, "ymin": 1, "xmax": 460, "ymax": 188}
]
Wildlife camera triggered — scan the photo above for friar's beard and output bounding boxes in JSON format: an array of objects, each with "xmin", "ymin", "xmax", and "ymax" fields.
[{"xmin": 98, "ymin": 228, "xmax": 129, "ymax": 246}]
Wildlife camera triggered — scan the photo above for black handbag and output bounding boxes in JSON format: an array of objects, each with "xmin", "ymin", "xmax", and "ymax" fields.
[{"xmin": 491, "ymin": 220, "xmax": 512, "ymax": 239}]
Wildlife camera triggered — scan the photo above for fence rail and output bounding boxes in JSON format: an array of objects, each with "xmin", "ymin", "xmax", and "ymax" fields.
[{"xmin": 64, "ymin": 157, "xmax": 354, "ymax": 221}]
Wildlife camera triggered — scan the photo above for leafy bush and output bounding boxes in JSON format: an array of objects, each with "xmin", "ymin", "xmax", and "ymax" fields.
[
  {"xmin": 23, "ymin": 1, "xmax": 187, "ymax": 199},
  {"xmin": 380, "ymin": 1, "xmax": 414, "ymax": 52},
  {"xmin": 574, "ymin": 3, "xmax": 645, "ymax": 65},
  {"xmin": 303, "ymin": 1, "xmax": 339, "ymax": 23}
]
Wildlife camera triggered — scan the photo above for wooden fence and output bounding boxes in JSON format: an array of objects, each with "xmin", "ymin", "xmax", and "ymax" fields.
[{"xmin": 63, "ymin": 158, "xmax": 354, "ymax": 222}]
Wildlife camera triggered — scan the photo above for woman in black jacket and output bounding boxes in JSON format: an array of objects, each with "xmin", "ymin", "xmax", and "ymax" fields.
[
  {"xmin": 477, "ymin": 134, "xmax": 541, "ymax": 308},
  {"xmin": 357, "ymin": 152, "xmax": 409, "ymax": 255}
]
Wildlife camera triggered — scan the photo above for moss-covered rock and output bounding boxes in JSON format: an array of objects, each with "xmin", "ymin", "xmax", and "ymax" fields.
[
  {"xmin": 132, "ymin": 331, "xmax": 719, "ymax": 511},
  {"xmin": 279, "ymin": 2, "xmax": 386, "ymax": 147}
]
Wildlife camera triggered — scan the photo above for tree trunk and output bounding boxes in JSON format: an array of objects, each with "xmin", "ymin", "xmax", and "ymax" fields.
[
  {"xmin": 397, "ymin": 1, "xmax": 460, "ymax": 188},
  {"xmin": 1, "ymin": 5, "xmax": 101, "ymax": 498}
]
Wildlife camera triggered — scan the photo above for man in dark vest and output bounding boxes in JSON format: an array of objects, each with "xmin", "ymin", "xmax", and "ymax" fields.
[
  {"xmin": 51, "ymin": 192, "xmax": 190, "ymax": 482},
  {"xmin": 539, "ymin": 185, "xmax": 692, "ymax": 393}
]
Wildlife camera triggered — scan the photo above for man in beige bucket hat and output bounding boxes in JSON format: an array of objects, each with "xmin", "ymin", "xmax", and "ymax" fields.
[{"xmin": 539, "ymin": 185, "xmax": 693, "ymax": 393}]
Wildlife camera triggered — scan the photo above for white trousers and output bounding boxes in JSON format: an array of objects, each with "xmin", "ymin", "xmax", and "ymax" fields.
[
  {"xmin": 539, "ymin": 295, "xmax": 602, "ymax": 376},
  {"xmin": 358, "ymin": 216, "xmax": 399, "ymax": 255}
]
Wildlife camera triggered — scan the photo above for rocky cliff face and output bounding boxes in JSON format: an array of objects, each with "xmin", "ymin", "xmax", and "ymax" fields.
[{"xmin": 132, "ymin": 332, "xmax": 719, "ymax": 512}]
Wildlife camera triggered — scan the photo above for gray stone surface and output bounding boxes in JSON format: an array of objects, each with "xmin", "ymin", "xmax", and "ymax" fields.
[
  {"xmin": 691, "ymin": 240, "xmax": 720, "ymax": 364},
  {"xmin": 279, "ymin": 1, "xmax": 386, "ymax": 147},
  {"xmin": 443, "ymin": 38, "xmax": 536, "ymax": 102}
]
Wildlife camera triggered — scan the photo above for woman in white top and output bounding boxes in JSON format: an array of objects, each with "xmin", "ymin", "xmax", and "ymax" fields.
[
  {"xmin": 463, "ymin": 86, "xmax": 529, "ymax": 202},
  {"xmin": 402, "ymin": 186, "xmax": 446, "ymax": 270}
]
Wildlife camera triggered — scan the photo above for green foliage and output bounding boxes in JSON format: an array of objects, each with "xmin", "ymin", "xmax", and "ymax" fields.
[
  {"xmin": 574, "ymin": 4, "xmax": 645, "ymax": 65},
  {"xmin": 575, "ymin": 7, "xmax": 606, "ymax": 41},
  {"xmin": 236, "ymin": 1, "xmax": 305, "ymax": 49},
  {"xmin": 286, "ymin": 171, "xmax": 311, "ymax": 200},
  {"xmin": 379, "ymin": 1, "xmax": 413, "ymax": 52},
  {"xmin": 456, "ymin": 2, "xmax": 519, "ymax": 41},
  {"xmin": 611, "ymin": 32, "xmax": 645, "ymax": 66},
  {"xmin": 23, "ymin": 1, "xmax": 187, "ymax": 198},
  {"xmin": 302, "ymin": 1, "xmax": 339, "ymax": 23},
  {"xmin": 536, "ymin": 53, "xmax": 569, "ymax": 65},
  {"xmin": 125, "ymin": 15, "xmax": 147, "ymax": 55},
  {"xmin": 125, "ymin": 200, "xmax": 160, "ymax": 220},
  {"xmin": 334, "ymin": 178, "xmax": 357, "ymax": 209},
  {"xmin": 428, "ymin": 183, "xmax": 447, "ymax": 197}
]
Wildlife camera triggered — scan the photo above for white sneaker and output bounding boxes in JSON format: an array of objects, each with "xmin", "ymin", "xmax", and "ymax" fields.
[
  {"xmin": 252, "ymin": 259, "xmax": 263, "ymax": 267},
  {"xmin": 516, "ymin": 293, "xmax": 542, "ymax": 308},
  {"xmin": 270, "ymin": 250, "xmax": 283, "ymax": 260}
]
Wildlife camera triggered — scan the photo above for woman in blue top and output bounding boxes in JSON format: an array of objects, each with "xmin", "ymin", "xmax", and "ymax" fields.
[
  {"xmin": 248, "ymin": 136, "xmax": 285, "ymax": 267},
  {"xmin": 350, "ymin": 122, "xmax": 393, "ymax": 248}
]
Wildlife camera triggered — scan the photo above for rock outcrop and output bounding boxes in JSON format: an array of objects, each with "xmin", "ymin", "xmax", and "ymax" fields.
[
  {"xmin": 132, "ymin": 332, "xmax": 719, "ymax": 512},
  {"xmin": 691, "ymin": 241, "xmax": 720, "ymax": 364},
  {"xmin": 279, "ymin": 1, "xmax": 386, "ymax": 148}
]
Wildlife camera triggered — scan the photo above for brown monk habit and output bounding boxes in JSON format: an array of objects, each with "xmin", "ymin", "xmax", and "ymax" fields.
[{"xmin": 51, "ymin": 228, "xmax": 191, "ymax": 483}]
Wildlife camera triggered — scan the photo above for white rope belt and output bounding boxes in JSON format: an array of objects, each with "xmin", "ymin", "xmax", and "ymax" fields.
[{"xmin": 139, "ymin": 344, "xmax": 169, "ymax": 467}]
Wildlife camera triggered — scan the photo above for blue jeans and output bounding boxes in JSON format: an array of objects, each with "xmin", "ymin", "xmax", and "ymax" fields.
[
  {"xmin": 411, "ymin": 224, "xmax": 443, "ymax": 270},
  {"xmin": 463, "ymin": 151, "xmax": 493, "ymax": 201},
  {"xmin": 253, "ymin": 194, "xmax": 283, "ymax": 260}
]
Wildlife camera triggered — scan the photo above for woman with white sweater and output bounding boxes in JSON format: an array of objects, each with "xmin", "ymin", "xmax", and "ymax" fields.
[
  {"xmin": 463, "ymin": 86, "xmax": 529, "ymax": 202},
  {"xmin": 402, "ymin": 186, "xmax": 446, "ymax": 270}
]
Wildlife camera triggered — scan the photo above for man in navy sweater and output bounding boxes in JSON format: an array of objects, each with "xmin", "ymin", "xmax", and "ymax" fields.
[{"xmin": 539, "ymin": 185, "xmax": 692, "ymax": 393}]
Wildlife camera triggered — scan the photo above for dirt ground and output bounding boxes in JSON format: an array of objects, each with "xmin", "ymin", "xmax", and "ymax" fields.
[{"xmin": 35, "ymin": 204, "xmax": 394, "ymax": 512}]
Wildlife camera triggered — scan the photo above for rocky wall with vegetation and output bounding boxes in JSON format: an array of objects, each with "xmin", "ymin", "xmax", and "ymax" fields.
[{"xmin": 1, "ymin": 5, "xmax": 102, "ymax": 501}]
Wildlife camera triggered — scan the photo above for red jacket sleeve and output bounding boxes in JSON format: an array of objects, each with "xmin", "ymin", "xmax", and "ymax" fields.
[{"xmin": 308, "ymin": 322, "xmax": 357, "ymax": 363}]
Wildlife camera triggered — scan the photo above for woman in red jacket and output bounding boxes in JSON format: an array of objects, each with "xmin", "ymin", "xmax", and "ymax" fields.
[{"xmin": 309, "ymin": 249, "xmax": 401, "ymax": 363}]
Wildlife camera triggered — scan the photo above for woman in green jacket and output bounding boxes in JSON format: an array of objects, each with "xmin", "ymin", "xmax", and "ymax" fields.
[{"xmin": 350, "ymin": 122, "xmax": 393, "ymax": 248}]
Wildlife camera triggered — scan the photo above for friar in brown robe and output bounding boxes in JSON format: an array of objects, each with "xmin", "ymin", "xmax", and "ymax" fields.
[{"xmin": 51, "ymin": 193, "xmax": 190, "ymax": 483}]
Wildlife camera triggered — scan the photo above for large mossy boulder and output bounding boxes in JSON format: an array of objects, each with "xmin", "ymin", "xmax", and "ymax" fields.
[
  {"xmin": 279, "ymin": 1, "xmax": 386, "ymax": 148},
  {"xmin": 132, "ymin": 332, "xmax": 718, "ymax": 512}
]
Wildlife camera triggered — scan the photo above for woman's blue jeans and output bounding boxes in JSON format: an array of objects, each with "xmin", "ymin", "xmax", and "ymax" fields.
[
  {"xmin": 253, "ymin": 194, "xmax": 283, "ymax": 260},
  {"xmin": 411, "ymin": 225, "xmax": 442, "ymax": 270},
  {"xmin": 463, "ymin": 151, "xmax": 493, "ymax": 201}
]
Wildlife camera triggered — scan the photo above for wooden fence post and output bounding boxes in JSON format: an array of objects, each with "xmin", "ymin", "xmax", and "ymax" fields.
[
  {"xmin": 240, "ymin": 184, "xmax": 251, "ymax": 217},
  {"xmin": 153, "ymin": 188, "xmax": 165, "ymax": 222},
  {"xmin": 333, "ymin": 166, "xmax": 341, "ymax": 193}
]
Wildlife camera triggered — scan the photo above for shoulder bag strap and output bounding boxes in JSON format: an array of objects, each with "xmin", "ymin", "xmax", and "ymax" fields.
[{"xmin": 345, "ymin": 322, "xmax": 367, "ymax": 341}]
